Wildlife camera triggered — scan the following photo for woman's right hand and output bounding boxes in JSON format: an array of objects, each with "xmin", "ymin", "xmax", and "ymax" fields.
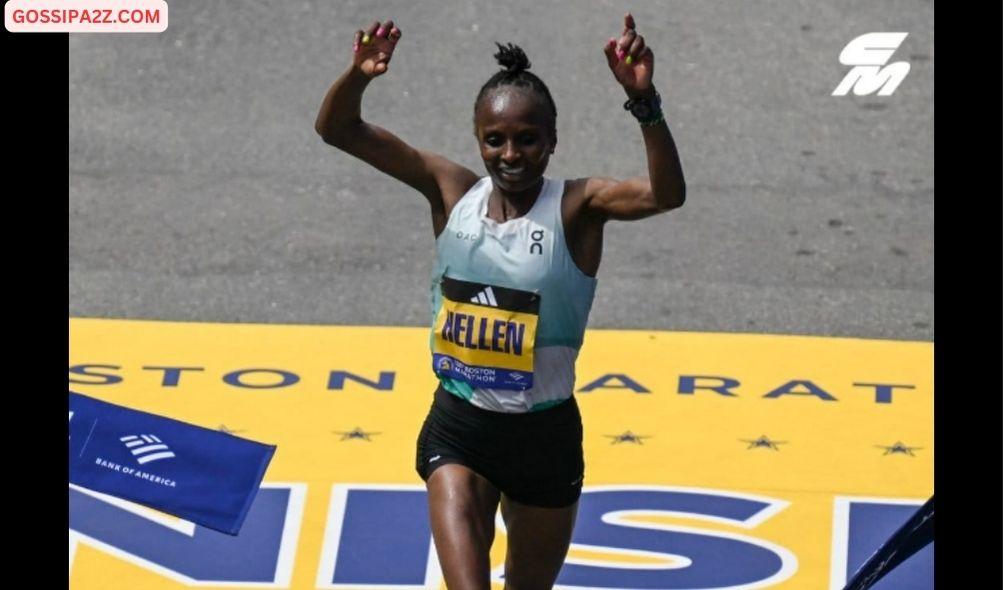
[{"xmin": 352, "ymin": 19, "xmax": 401, "ymax": 78}]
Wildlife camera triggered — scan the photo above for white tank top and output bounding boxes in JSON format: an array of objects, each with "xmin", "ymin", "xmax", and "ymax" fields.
[{"xmin": 429, "ymin": 176, "xmax": 598, "ymax": 412}]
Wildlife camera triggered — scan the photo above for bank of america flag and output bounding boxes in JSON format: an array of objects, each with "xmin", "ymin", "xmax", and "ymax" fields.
[{"xmin": 69, "ymin": 391, "xmax": 276, "ymax": 535}]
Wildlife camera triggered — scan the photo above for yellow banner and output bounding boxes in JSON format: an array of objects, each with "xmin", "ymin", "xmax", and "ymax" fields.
[{"xmin": 68, "ymin": 318, "xmax": 933, "ymax": 589}]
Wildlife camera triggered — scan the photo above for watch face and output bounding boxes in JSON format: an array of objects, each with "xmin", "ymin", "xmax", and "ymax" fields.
[{"xmin": 632, "ymin": 103, "xmax": 652, "ymax": 118}]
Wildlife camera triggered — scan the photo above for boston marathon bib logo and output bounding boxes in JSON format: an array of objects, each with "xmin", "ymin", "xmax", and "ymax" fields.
[{"xmin": 432, "ymin": 276, "xmax": 540, "ymax": 390}]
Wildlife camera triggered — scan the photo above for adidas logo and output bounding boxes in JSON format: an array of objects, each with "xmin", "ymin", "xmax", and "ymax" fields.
[
  {"xmin": 120, "ymin": 434, "xmax": 176, "ymax": 465},
  {"xmin": 469, "ymin": 286, "xmax": 498, "ymax": 307}
]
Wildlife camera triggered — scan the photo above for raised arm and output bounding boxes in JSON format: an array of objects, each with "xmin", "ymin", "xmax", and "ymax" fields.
[
  {"xmin": 314, "ymin": 19, "xmax": 479, "ymax": 235},
  {"xmin": 581, "ymin": 13, "xmax": 686, "ymax": 221}
]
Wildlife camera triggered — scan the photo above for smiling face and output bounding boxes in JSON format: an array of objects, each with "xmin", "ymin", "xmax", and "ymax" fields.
[{"xmin": 474, "ymin": 87, "xmax": 556, "ymax": 195}]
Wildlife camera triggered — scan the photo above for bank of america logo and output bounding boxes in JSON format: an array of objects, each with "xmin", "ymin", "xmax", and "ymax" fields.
[
  {"xmin": 120, "ymin": 434, "xmax": 176, "ymax": 464},
  {"xmin": 470, "ymin": 286, "xmax": 498, "ymax": 306}
]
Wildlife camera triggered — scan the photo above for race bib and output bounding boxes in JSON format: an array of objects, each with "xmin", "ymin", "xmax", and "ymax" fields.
[{"xmin": 432, "ymin": 276, "xmax": 540, "ymax": 390}]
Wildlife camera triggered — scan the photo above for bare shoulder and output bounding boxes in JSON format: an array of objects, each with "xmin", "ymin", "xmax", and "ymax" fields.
[
  {"xmin": 416, "ymin": 150, "xmax": 480, "ymax": 237},
  {"xmin": 561, "ymin": 176, "xmax": 618, "ymax": 222},
  {"xmin": 561, "ymin": 177, "xmax": 611, "ymax": 277},
  {"xmin": 417, "ymin": 149, "xmax": 480, "ymax": 214}
]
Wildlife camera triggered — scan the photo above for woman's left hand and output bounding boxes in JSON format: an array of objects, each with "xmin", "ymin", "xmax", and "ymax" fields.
[{"xmin": 603, "ymin": 13, "xmax": 655, "ymax": 95}]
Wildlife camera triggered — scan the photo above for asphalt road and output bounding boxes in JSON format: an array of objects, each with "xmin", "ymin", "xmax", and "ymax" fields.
[{"xmin": 69, "ymin": 0, "xmax": 933, "ymax": 341}]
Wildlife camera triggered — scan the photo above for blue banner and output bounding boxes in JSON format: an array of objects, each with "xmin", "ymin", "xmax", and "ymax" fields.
[{"xmin": 69, "ymin": 391, "xmax": 276, "ymax": 535}]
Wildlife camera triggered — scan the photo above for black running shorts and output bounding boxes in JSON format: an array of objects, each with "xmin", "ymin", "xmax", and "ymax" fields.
[{"xmin": 415, "ymin": 385, "xmax": 584, "ymax": 508}]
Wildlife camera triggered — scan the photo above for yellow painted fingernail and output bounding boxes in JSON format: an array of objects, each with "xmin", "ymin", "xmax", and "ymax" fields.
[
  {"xmin": 362, "ymin": 34, "xmax": 371, "ymax": 44},
  {"xmin": 625, "ymin": 55, "xmax": 633, "ymax": 65}
]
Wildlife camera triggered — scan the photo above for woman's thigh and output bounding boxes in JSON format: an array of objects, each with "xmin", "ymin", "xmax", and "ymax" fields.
[
  {"xmin": 500, "ymin": 494, "xmax": 578, "ymax": 590},
  {"xmin": 426, "ymin": 463, "xmax": 502, "ymax": 590}
]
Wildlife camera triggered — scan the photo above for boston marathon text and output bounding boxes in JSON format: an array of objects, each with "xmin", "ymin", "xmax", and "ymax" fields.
[{"xmin": 69, "ymin": 364, "xmax": 916, "ymax": 403}]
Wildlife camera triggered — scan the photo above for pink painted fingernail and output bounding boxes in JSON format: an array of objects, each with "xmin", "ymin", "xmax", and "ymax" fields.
[
  {"xmin": 376, "ymin": 26, "xmax": 386, "ymax": 37},
  {"xmin": 353, "ymin": 43, "xmax": 359, "ymax": 53},
  {"xmin": 616, "ymin": 48, "xmax": 625, "ymax": 60}
]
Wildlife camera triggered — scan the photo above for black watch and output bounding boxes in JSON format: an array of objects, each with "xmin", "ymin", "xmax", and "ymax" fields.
[{"xmin": 623, "ymin": 92, "xmax": 662, "ymax": 122}]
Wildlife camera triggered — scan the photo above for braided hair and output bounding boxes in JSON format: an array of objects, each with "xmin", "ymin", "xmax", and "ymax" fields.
[{"xmin": 474, "ymin": 42, "xmax": 557, "ymax": 137}]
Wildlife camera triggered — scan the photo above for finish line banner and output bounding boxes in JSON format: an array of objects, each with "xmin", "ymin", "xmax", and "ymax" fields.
[
  {"xmin": 68, "ymin": 318, "xmax": 933, "ymax": 589},
  {"xmin": 69, "ymin": 391, "xmax": 276, "ymax": 535}
]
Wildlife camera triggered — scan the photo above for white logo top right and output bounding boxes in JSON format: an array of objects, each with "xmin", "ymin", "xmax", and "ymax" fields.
[{"xmin": 833, "ymin": 33, "xmax": 910, "ymax": 96}]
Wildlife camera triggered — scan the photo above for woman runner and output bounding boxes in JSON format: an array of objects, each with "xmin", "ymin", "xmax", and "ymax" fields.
[{"xmin": 315, "ymin": 13, "xmax": 685, "ymax": 589}]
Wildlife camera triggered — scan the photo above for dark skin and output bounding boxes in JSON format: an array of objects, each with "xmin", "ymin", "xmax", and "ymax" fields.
[{"xmin": 315, "ymin": 14, "xmax": 685, "ymax": 589}]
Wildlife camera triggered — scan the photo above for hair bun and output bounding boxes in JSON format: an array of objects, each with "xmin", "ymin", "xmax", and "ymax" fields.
[{"xmin": 493, "ymin": 42, "xmax": 531, "ymax": 75}]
